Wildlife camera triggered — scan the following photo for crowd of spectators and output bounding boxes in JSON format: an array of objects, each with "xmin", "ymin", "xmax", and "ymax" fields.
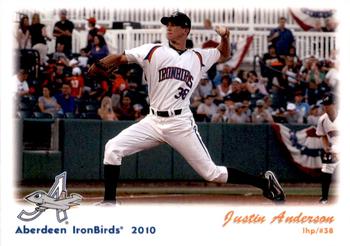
[
  {"xmin": 16, "ymin": 10, "xmax": 147, "ymax": 121},
  {"xmin": 188, "ymin": 16, "xmax": 337, "ymax": 125},
  {"xmin": 15, "ymin": 12, "xmax": 337, "ymax": 125}
]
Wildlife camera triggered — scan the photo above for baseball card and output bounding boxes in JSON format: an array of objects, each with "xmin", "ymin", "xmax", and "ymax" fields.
[{"xmin": 0, "ymin": 0, "xmax": 349, "ymax": 245}]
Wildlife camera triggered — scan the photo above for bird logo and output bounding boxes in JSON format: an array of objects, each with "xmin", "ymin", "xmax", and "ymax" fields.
[{"xmin": 17, "ymin": 172, "xmax": 82, "ymax": 223}]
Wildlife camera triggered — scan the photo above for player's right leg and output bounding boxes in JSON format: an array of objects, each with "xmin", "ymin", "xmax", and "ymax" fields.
[
  {"xmin": 320, "ymin": 172, "xmax": 332, "ymax": 204},
  {"xmin": 320, "ymin": 163, "xmax": 338, "ymax": 204},
  {"xmin": 319, "ymin": 151, "xmax": 338, "ymax": 204},
  {"xmin": 100, "ymin": 116, "xmax": 163, "ymax": 204},
  {"xmin": 164, "ymin": 115, "xmax": 285, "ymax": 201},
  {"xmin": 226, "ymin": 167, "xmax": 285, "ymax": 201}
]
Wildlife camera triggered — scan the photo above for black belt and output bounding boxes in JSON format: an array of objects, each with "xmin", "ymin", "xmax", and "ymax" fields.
[{"xmin": 151, "ymin": 109, "xmax": 182, "ymax": 117}]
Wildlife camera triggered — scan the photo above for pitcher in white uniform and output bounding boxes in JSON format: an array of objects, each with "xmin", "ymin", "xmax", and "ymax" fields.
[{"xmin": 89, "ymin": 12, "xmax": 285, "ymax": 205}]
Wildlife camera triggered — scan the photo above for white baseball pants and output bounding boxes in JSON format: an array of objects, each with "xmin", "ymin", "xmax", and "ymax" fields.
[
  {"xmin": 104, "ymin": 108, "xmax": 228, "ymax": 183},
  {"xmin": 322, "ymin": 162, "xmax": 339, "ymax": 174}
]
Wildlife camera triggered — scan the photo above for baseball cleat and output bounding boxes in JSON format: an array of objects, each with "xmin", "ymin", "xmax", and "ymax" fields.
[
  {"xmin": 319, "ymin": 198, "xmax": 328, "ymax": 205},
  {"xmin": 94, "ymin": 200, "xmax": 120, "ymax": 206},
  {"xmin": 263, "ymin": 171, "xmax": 286, "ymax": 202}
]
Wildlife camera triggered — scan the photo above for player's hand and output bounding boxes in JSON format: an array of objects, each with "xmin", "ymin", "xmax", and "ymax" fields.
[{"xmin": 215, "ymin": 26, "xmax": 230, "ymax": 38}]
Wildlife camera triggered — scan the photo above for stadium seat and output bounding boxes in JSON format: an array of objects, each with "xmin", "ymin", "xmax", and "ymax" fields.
[
  {"xmin": 80, "ymin": 112, "xmax": 101, "ymax": 119},
  {"xmin": 65, "ymin": 112, "xmax": 79, "ymax": 119},
  {"xmin": 19, "ymin": 96, "xmax": 37, "ymax": 112},
  {"xmin": 85, "ymin": 104, "xmax": 98, "ymax": 113},
  {"xmin": 17, "ymin": 111, "xmax": 33, "ymax": 119},
  {"xmin": 33, "ymin": 112, "xmax": 53, "ymax": 119},
  {"xmin": 18, "ymin": 102, "xmax": 31, "ymax": 111},
  {"xmin": 20, "ymin": 95, "xmax": 36, "ymax": 104},
  {"xmin": 53, "ymin": 113, "xmax": 65, "ymax": 119},
  {"xmin": 272, "ymin": 115, "xmax": 288, "ymax": 123}
]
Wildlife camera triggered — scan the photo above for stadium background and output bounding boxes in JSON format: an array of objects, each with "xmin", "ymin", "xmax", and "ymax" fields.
[{"xmin": 15, "ymin": 6, "xmax": 337, "ymax": 204}]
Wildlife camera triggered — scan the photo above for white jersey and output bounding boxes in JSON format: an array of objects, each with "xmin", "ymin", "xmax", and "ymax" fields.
[
  {"xmin": 124, "ymin": 43, "xmax": 220, "ymax": 110},
  {"xmin": 104, "ymin": 42, "xmax": 228, "ymax": 184},
  {"xmin": 316, "ymin": 113, "xmax": 338, "ymax": 152}
]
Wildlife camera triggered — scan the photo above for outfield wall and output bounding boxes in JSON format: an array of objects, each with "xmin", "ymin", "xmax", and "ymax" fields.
[{"xmin": 19, "ymin": 119, "xmax": 316, "ymax": 182}]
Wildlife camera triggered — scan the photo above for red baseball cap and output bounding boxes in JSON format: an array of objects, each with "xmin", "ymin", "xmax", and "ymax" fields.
[
  {"xmin": 87, "ymin": 17, "xmax": 96, "ymax": 24},
  {"xmin": 98, "ymin": 26, "xmax": 106, "ymax": 34}
]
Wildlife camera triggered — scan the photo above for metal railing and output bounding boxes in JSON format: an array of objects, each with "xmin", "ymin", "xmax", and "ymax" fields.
[
  {"xmin": 18, "ymin": 7, "xmax": 308, "ymax": 31},
  {"xmin": 60, "ymin": 28, "xmax": 336, "ymax": 63},
  {"xmin": 52, "ymin": 7, "xmax": 300, "ymax": 30}
]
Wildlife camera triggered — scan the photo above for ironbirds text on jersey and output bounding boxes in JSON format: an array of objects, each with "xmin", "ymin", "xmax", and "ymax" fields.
[{"xmin": 124, "ymin": 42, "xmax": 220, "ymax": 110}]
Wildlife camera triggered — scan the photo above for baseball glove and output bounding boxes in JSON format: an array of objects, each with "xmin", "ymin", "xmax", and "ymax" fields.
[
  {"xmin": 321, "ymin": 150, "xmax": 337, "ymax": 164},
  {"xmin": 88, "ymin": 55, "xmax": 119, "ymax": 78}
]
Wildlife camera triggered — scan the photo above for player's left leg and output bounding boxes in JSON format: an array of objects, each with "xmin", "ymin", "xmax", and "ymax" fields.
[{"xmin": 99, "ymin": 115, "xmax": 164, "ymax": 204}]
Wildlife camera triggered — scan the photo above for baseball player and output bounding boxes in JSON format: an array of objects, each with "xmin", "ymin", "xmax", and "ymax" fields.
[
  {"xmin": 316, "ymin": 93, "xmax": 339, "ymax": 204},
  {"xmin": 89, "ymin": 12, "xmax": 285, "ymax": 205}
]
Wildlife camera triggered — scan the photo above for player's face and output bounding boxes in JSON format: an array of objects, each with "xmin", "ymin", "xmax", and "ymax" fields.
[
  {"xmin": 166, "ymin": 22, "xmax": 188, "ymax": 42},
  {"xmin": 324, "ymin": 104, "xmax": 337, "ymax": 122}
]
